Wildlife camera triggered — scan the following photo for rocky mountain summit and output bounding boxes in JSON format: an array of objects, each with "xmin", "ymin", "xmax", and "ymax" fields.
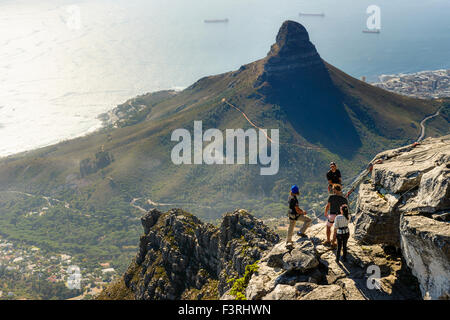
[
  {"xmin": 99, "ymin": 136, "xmax": 449, "ymax": 300},
  {"xmin": 257, "ymin": 20, "xmax": 324, "ymax": 83},
  {"xmin": 255, "ymin": 20, "xmax": 363, "ymax": 155}
]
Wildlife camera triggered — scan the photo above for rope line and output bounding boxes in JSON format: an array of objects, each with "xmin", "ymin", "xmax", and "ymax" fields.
[{"xmin": 222, "ymin": 98, "xmax": 273, "ymax": 143}]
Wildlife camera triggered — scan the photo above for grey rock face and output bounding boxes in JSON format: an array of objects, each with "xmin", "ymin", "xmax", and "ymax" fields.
[
  {"xmin": 402, "ymin": 163, "xmax": 450, "ymax": 213},
  {"xmin": 354, "ymin": 136, "xmax": 450, "ymax": 246},
  {"xmin": 353, "ymin": 136, "xmax": 450, "ymax": 300},
  {"xmin": 141, "ymin": 208, "xmax": 162, "ymax": 234},
  {"xmin": 122, "ymin": 208, "xmax": 279, "ymax": 300},
  {"xmin": 245, "ymin": 260, "xmax": 284, "ymax": 300},
  {"xmin": 281, "ymin": 240, "xmax": 319, "ymax": 272},
  {"xmin": 353, "ymin": 182, "xmax": 401, "ymax": 246},
  {"xmin": 400, "ymin": 214, "xmax": 450, "ymax": 300}
]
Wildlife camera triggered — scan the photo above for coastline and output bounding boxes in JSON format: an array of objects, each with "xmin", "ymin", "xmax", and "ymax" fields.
[
  {"xmin": 0, "ymin": 86, "xmax": 186, "ymax": 161},
  {"xmin": 0, "ymin": 120, "xmax": 104, "ymax": 160}
]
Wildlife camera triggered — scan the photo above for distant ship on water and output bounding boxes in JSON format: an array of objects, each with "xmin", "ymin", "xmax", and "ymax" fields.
[
  {"xmin": 362, "ymin": 29, "xmax": 381, "ymax": 34},
  {"xmin": 204, "ymin": 18, "xmax": 229, "ymax": 23},
  {"xmin": 299, "ymin": 12, "xmax": 325, "ymax": 17}
]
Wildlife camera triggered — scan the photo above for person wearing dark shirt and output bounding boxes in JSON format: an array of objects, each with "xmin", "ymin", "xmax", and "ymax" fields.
[
  {"xmin": 324, "ymin": 184, "xmax": 348, "ymax": 246},
  {"xmin": 286, "ymin": 185, "xmax": 312, "ymax": 245},
  {"xmin": 327, "ymin": 162, "xmax": 342, "ymax": 194}
]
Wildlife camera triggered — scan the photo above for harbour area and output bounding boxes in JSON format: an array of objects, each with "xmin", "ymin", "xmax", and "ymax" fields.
[{"xmin": 371, "ymin": 69, "xmax": 450, "ymax": 99}]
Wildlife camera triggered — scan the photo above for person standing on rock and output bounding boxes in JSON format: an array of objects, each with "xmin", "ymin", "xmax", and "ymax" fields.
[
  {"xmin": 286, "ymin": 185, "xmax": 312, "ymax": 245},
  {"xmin": 334, "ymin": 204, "xmax": 350, "ymax": 262},
  {"xmin": 327, "ymin": 162, "xmax": 342, "ymax": 194},
  {"xmin": 324, "ymin": 184, "xmax": 348, "ymax": 247}
]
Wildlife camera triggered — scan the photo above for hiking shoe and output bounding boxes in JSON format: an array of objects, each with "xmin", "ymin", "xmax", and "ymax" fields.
[{"xmin": 297, "ymin": 233, "xmax": 307, "ymax": 238}]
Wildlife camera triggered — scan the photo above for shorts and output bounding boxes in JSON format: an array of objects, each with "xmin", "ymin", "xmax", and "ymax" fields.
[{"xmin": 326, "ymin": 213, "xmax": 336, "ymax": 227}]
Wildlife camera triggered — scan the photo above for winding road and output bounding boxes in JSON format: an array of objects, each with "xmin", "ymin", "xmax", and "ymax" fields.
[
  {"xmin": 2, "ymin": 190, "xmax": 69, "ymax": 208},
  {"xmin": 130, "ymin": 197, "xmax": 212, "ymax": 213},
  {"xmin": 417, "ymin": 107, "xmax": 442, "ymax": 142}
]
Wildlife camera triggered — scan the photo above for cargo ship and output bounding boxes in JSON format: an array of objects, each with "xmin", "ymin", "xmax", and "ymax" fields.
[
  {"xmin": 204, "ymin": 18, "xmax": 229, "ymax": 23},
  {"xmin": 299, "ymin": 12, "xmax": 325, "ymax": 17}
]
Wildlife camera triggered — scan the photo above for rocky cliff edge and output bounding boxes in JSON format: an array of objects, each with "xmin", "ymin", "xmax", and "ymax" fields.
[{"xmin": 98, "ymin": 208, "xmax": 279, "ymax": 300}]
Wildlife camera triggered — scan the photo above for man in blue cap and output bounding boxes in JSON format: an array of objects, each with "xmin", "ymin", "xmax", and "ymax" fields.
[{"xmin": 286, "ymin": 185, "xmax": 311, "ymax": 245}]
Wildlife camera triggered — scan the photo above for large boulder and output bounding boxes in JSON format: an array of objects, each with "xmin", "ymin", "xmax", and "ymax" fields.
[
  {"xmin": 282, "ymin": 240, "xmax": 319, "ymax": 272},
  {"xmin": 400, "ymin": 213, "xmax": 450, "ymax": 300},
  {"xmin": 401, "ymin": 163, "xmax": 450, "ymax": 213},
  {"xmin": 353, "ymin": 136, "xmax": 450, "ymax": 300},
  {"xmin": 246, "ymin": 238, "xmax": 319, "ymax": 300},
  {"xmin": 354, "ymin": 136, "xmax": 450, "ymax": 247},
  {"xmin": 353, "ymin": 181, "xmax": 400, "ymax": 246}
]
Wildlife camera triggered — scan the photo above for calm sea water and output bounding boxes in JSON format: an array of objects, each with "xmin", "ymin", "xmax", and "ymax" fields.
[{"xmin": 1, "ymin": 0, "xmax": 449, "ymax": 157}]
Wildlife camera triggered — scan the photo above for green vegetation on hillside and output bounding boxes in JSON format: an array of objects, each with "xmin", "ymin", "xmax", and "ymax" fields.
[{"xmin": 227, "ymin": 262, "xmax": 259, "ymax": 300}]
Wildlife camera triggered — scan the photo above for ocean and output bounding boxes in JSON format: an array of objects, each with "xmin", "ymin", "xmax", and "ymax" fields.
[{"xmin": 1, "ymin": 0, "xmax": 449, "ymax": 157}]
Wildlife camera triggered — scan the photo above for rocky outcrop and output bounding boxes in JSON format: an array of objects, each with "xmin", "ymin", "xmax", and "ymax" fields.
[
  {"xmin": 353, "ymin": 136, "xmax": 450, "ymax": 299},
  {"xmin": 98, "ymin": 208, "xmax": 279, "ymax": 300},
  {"xmin": 400, "ymin": 214, "xmax": 450, "ymax": 300},
  {"xmin": 353, "ymin": 181, "xmax": 401, "ymax": 246},
  {"xmin": 244, "ymin": 224, "xmax": 421, "ymax": 300},
  {"xmin": 354, "ymin": 136, "xmax": 450, "ymax": 246},
  {"xmin": 79, "ymin": 149, "xmax": 113, "ymax": 177}
]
